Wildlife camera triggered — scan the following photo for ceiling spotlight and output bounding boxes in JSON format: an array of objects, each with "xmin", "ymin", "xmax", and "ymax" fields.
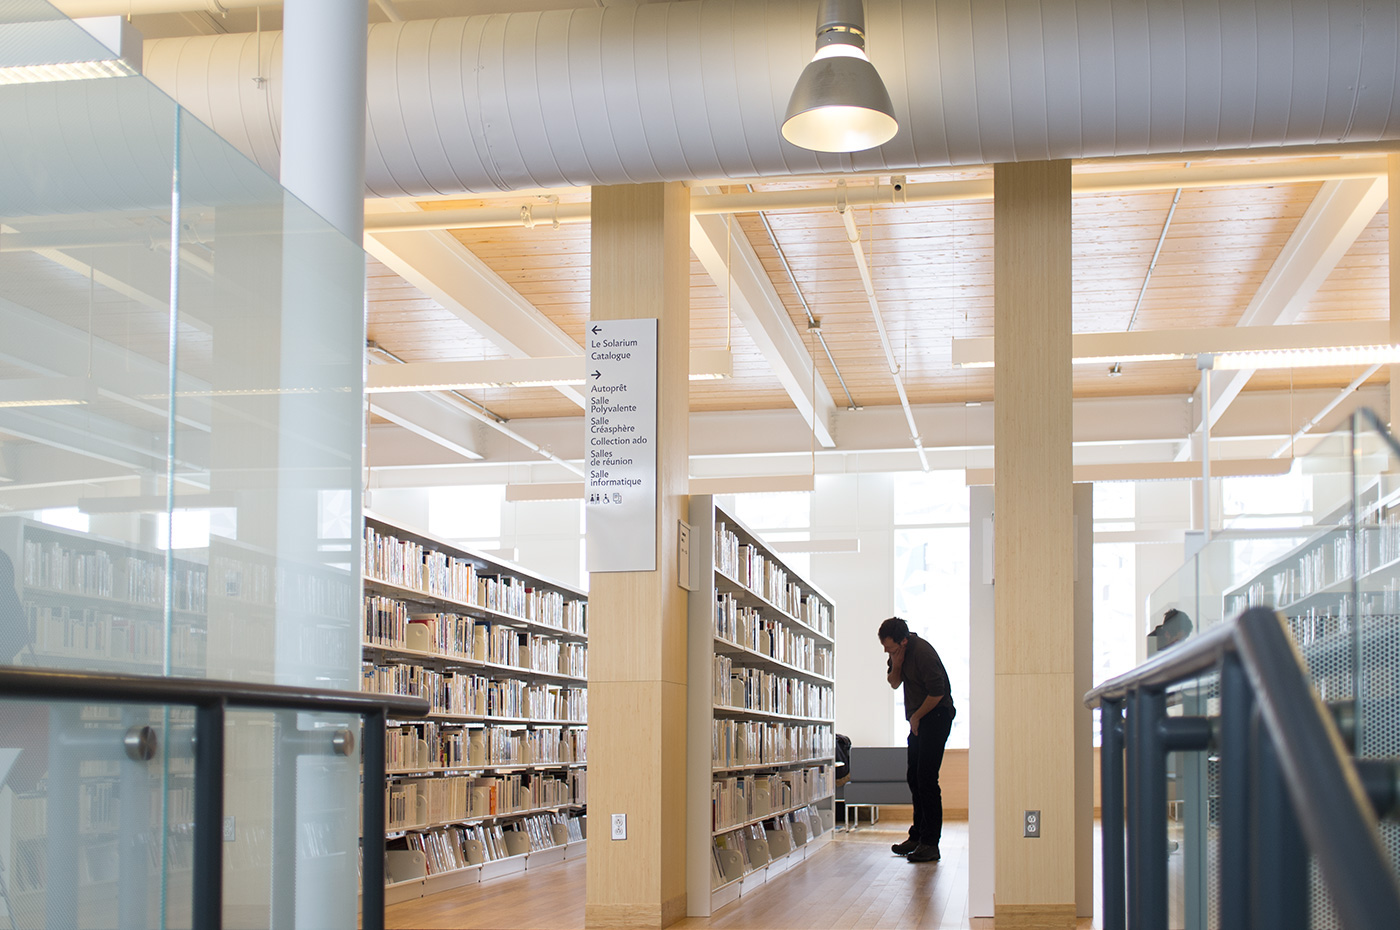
[{"xmin": 782, "ymin": 0, "xmax": 898, "ymax": 153}]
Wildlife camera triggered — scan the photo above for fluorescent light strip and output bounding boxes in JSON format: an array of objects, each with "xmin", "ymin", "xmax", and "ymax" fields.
[
  {"xmin": 952, "ymin": 321, "xmax": 1392, "ymax": 370},
  {"xmin": 1206, "ymin": 345, "xmax": 1400, "ymax": 371},
  {"xmin": 0, "ymin": 58, "xmax": 137, "ymax": 86}
]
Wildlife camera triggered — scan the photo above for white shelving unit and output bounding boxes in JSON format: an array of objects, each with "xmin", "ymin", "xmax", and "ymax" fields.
[
  {"xmin": 360, "ymin": 513, "xmax": 588, "ymax": 905},
  {"xmin": 685, "ymin": 496, "xmax": 837, "ymax": 918}
]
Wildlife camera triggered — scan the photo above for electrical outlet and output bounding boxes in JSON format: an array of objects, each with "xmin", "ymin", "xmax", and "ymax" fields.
[
  {"xmin": 611, "ymin": 813, "xmax": 627, "ymax": 840},
  {"xmin": 223, "ymin": 815, "xmax": 236, "ymax": 842},
  {"xmin": 1024, "ymin": 810, "xmax": 1041, "ymax": 838}
]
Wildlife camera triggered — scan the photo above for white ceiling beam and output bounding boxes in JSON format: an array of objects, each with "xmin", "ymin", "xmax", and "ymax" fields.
[
  {"xmin": 1203, "ymin": 176, "xmax": 1389, "ymax": 432},
  {"xmin": 367, "ymin": 390, "xmax": 484, "ymax": 462},
  {"xmin": 689, "ymin": 211, "xmax": 836, "ymax": 448},
  {"xmin": 366, "ymin": 156, "xmax": 1392, "ymax": 231},
  {"xmin": 364, "ymin": 349, "xmax": 733, "ymax": 393},
  {"xmin": 363, "ymin": 200, "xmax": 585, "ymax": 408},
  {"xmin": 952, "ymin": 320, "xmax": 1391, "ymax": 368}
]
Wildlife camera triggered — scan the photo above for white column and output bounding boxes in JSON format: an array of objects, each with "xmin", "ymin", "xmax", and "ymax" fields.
[{"xmin": 280, "ymin": 0, "xmax": 367, "ymax": 240}]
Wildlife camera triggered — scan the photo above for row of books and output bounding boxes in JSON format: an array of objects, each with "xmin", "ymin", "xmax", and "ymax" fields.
[
  {"xmin": 711, "ymin": 766, "xmax": 833, "ymax": 831},
  {"xmin": 365, "ymin": 663, "xmax": 587, "ymax": 721},
  {"xmin": 364, "ymin": 605, "xmax": 589, "ymax": 678},
  {"xmin": 713, "ymin": 655, "xmax": 835, "ymax": 719},
  {"xmin": 714, "ymin": 522, "xmax": 832, "ymax": 637},
  {"xmin": 364, "ymin": 526, "xmax": 587, "ymax": 634},
  {"xmin": 387, "ymin": 812, "xmax": 584, "ymax": 881},
  {"xmin": 710, "ymin": 805, "xmax": 827, "ymax": 885},
  {"xmin": 712, "ymin": 719, "xmax": 834, "ymax": 769},
  {"xmin": 714, "ymin": 593, "xmax": 834, "ymax": 677},
  {"xmin": 25, "ymin": 604, "xmax": 205, "ymax": 667},
  {"xmin": 22, "ymin": 538, "xmax": 208, "ymax": 612},
  {"xmin": 206, "ymin": 553, "xmax": 356, "ymax": 617},
  {"xmin": 386, "ymin": 771, "xmax": 586, "ymax": 830},
  {"xmin": 386, "ymin": 722, "xmax": 588, "ymax": 771}
]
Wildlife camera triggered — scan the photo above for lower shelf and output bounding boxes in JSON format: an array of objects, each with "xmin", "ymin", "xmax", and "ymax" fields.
[
  {"xmin": 383, "ymin": 839, "xmax": 587, "ymax": 907},
  {"xmin": 709, "ymin": 830, "xmax": 831, "ymax": 914}
]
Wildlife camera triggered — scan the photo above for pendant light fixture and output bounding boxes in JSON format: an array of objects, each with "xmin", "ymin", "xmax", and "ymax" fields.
[{"xmin": 782, "ymin": 0, "xmax": 898, "ymax": 153}]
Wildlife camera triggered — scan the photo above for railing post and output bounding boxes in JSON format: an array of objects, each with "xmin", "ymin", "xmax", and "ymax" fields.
[
  {"xmin": 271, "ymin": 710, "xmax": 299, "ymax": 930},
  {"xmin": 44, "ymin": 705, "xmax": 78, "ymax": 930},
  {"xmin": 1101, "ymin": 697, "xmax": 1126, "ymax": 930},
  {"xmin": 1219, "ymin": 652, "xmax": 1252, "ymax": 930},
  {"xmin": 193, "ymin": 699, "xmax": 226, "ymax": 930},
  {"xmin": 1251, "ymin": 711, "xmax": 1308, "ymax": 930},
  {"xmin": 361, "ymin": 707, "xmax": 388, "ymax": 930},
  {"xmin": 118, "ymin": 710, "xmax": 153, "ymax": 929},
  {"xmin": 1127, "ymin": 686, "xmax": 1168, "ymax": 930}
]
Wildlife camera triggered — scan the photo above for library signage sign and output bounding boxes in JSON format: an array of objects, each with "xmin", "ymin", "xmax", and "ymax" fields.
[{"xmin": 585, "ymin": 317, "xmax": 658, "ymax": 572}]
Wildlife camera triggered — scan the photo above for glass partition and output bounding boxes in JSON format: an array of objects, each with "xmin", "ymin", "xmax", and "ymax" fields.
[
  {"xmin": 1143, "ymin": 410, "xmax": 1400, "ymax": 930},
  {"xmin": 0, "ymin": 3, "xmax": 364, "ymax": 927}
]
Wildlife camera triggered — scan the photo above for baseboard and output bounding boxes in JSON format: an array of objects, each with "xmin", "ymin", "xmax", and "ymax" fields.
[
  {"xmin": 584, "ymin": 893, "xmax": 687, "ymax": 929},
  {"xmin": 993, "ymin": 903, "xmax": 1078, "ymax": 929}
]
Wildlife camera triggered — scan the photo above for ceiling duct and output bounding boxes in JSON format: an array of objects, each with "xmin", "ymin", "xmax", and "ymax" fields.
[{"xmin": 137, "ymin": 0, "xmax": 1400, "ymax": 197}]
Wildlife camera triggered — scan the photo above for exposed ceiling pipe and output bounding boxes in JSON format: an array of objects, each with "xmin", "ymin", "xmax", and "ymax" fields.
[
  {"xmin": 1268, "ymin": 364, "xmax": 1382, "ymax": 459},
  {"xmin": 137, "ymin": 2, "xmax": 1400, "ymax": 198},
  {"xmin": 360, "ymin": 158, "xmax": 1389, "ymax": 234},
  {"xmin": 837, "ymin": 198, "xmax": 928, "ymax": 471}
]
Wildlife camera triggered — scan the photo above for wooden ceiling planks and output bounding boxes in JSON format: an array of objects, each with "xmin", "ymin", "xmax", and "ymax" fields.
[{"xmin": 354, "ymin": 157, "xmax": 1393, "ymax": 426}]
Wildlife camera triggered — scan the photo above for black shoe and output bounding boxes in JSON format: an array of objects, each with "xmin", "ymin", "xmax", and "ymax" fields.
[
  {"xmin": 891, "ymin": 837, "xmax": 919, "ymax": 856},
  {"xmin": 906, "ymin": 844, "xmax": 941, "ymax": 862}
]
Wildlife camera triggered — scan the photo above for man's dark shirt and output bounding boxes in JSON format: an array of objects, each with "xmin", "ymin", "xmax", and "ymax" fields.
[{"xmin": 889, "ymin": 632, "xmax": 953, "ymax": 720}]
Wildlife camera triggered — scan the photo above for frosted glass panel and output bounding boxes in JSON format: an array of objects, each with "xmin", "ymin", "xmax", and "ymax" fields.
[{"xmin": 0, "ymin": 4, "xmax": 365, "ymax": 928}]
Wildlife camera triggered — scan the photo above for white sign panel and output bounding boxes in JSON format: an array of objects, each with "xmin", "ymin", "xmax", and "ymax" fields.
[{"xmin": 585, "ymin": 318, "xmax": 658, "ymax": 573}]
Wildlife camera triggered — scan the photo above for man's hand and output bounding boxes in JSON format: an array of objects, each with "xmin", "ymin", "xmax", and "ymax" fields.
[
  {"xmin": 889, "ymin": 642, "xmax": 906, "ymax": 671},
  {"xmin": 910, "ymin": 714, "xmax": 921, "ymax": 736}
]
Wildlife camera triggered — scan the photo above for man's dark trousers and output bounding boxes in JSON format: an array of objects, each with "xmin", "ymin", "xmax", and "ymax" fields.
[{"xmin": 905, "ymin": 705, "xmax": 954, "ymax": 849}]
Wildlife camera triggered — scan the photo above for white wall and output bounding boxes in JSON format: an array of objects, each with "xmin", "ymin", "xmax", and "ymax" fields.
[
  {"xmin": 364, "ymin": 488, "xmax": 585, "ymax": 589},
  {"xmin": 809, "ymin": 473, "xmax": 900, "ymax": 748}
]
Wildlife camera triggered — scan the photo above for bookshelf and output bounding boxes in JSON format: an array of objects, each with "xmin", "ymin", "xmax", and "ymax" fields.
[
  {"xmin": 686, "ymin": 496, "xmax": 837, "ymax": 917},
  {"xmin": 0, "ymin": 517, "xmax": 208, "ymax": 674},
  {"xmin": 359, "ymin": 513, "xmax": 589, "ymax": 904}
]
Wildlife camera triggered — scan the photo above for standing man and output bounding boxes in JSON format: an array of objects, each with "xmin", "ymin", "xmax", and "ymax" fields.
[{"xmin": 879, "ymin": 616, "xmax": 955, "ymax": 863}]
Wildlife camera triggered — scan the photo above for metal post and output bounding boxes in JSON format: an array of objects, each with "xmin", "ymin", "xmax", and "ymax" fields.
[
  {"xmin": 1202, "ymin": 364, "xmax": 1213, "ymax": 542},
  {"xmin": 118, "ymin": 710, "xmax": 153, "ymax": 929},
  {"xmin": 362, "ymin": 708, "xmax": 387, "ymax": 930},
  {"xmin": 1219, "ymin": 653, "xmax": 1252, "ymax": 930},
  {"xmin": 1251, "ymin": 713, "xmax": 1308, "ymax": 930},
  {"xmin": 193, "ymin": 700, "xmax": 226, "ymax": 930},
  {"xmin": 1128, "ymin": 687, "xmax": 1168, "ymax": 930},
  {"xmin": 1101, "ymin": 698, "xmax": 1127, "ymax": 930},
  {"xmin": 44, "ymin": 706, "xmax": 78, "ymax": 930},
  {"xmin": 270, "ymin": 711, "xmax": 299, "ymax": 930}
]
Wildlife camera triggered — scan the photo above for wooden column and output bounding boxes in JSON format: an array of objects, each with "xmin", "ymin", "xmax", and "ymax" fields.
[
  {"xmin": 585, "ymin": 182, "xmax": 691, "ymax": 929},
  {"xmin": 993, "ymin": 160, "xmax": 1077, "ymax": 929}
]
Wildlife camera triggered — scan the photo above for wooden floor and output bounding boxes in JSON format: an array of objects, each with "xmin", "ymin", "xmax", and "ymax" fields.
[{"xmin": 384, "ymin": 818, "xmax": 1100, "ymax": 929}]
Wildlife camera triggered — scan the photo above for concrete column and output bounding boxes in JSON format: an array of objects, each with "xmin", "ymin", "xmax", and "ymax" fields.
[
  {"xmin": 992, "ymin": 160, "xmax": 1077, "ymax": 929},
  {"xmin": 585, "ymin": 183, "xmax": 690, "ymax": 929},
  {"xmin": 1389, "ymin": 154, "xmax": 1400, "ymax": 429},
  {"xmin": 280, "ymin": 0, "xmax": 367, "ymax": 241}
]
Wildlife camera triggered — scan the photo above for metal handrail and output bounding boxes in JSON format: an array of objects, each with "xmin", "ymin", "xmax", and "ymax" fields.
[
  {"xmin": 0, "ymin": 667, "xmax": 429, "ymax": 930},
  {"xmin": 1085, "ymin": 607, "xmax": 1400, "ymax": 930}
]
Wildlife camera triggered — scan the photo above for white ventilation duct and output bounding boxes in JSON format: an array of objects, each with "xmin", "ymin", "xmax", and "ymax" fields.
[{"xmin": 134, "ymin": 0, "xmax": 1400, "ymax": 197}]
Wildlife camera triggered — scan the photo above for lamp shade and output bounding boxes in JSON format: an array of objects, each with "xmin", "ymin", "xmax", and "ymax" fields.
[{"xmin": 782, "ymin": 53, "xmax": 897, "ymax": 153}]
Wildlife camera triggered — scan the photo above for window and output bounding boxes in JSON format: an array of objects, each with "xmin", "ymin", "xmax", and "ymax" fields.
[
  {"xmin": 1093, "ymin": 542, "xmax": 1137, "ymax": 688},
  {"xmin": 429, "ymin": 485, "xmax": 505, "ymax": 540}
]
